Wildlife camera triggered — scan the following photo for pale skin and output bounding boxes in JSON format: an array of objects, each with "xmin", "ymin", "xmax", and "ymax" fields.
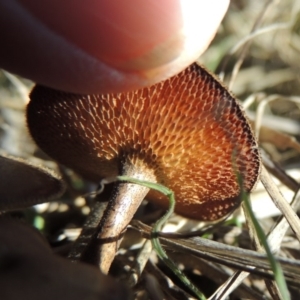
[{"xmin": 0, "ymin": 0, "xmax": 229, "ymax": 94}]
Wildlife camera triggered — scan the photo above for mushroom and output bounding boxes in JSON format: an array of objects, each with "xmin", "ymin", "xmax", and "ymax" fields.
[{"xmin": 26, "ymin": 63, "xmax": 260, "ymax": 273}]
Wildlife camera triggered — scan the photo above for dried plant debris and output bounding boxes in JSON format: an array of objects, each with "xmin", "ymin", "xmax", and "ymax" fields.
[
  {"xmin": 0, "ymin": 154, "xmax": 65, "ymax": 210},
  {"xmin": 1, "ymin": 0, "xmax": 300, "ymax": 299}
]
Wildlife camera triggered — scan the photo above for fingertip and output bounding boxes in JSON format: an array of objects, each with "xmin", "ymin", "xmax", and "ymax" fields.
[{"xmin": 1, "ymin": 0, "xmax": 229, "ymax": 94}]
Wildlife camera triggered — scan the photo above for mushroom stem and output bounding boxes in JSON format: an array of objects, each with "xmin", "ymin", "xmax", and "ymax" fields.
[{"xmin": 83, "ymin": 158, "xmax": 157, "ymax": 274}]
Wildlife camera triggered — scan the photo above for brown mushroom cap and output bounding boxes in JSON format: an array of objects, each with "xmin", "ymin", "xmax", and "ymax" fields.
[{"xmin": 27, "ymin": 63, "xmax": 260, "ymax": 221}]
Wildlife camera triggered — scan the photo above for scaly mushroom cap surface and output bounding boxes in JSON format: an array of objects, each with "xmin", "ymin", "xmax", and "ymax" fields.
[{"xmin": 27, "ymin": 64, "xmax": 260, "ymax": 221}]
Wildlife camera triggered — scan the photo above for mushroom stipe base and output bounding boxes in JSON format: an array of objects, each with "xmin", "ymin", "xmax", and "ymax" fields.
[{"xmin": 71, "ymin": 158, "xmax": 157, "ymax": 274}]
